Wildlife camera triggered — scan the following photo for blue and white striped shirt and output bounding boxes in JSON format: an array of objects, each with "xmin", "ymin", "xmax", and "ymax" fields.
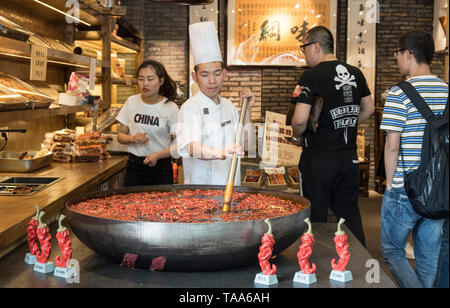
[{"xmin": 380, "ymin": 75, "xmax": 448, "ymax": 188}]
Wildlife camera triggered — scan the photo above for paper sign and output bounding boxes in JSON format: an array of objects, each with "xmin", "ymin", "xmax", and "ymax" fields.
[
  {"xmin": 261, "ymin": 111, "xmax": 302, "ymax": 167},
  {"xmin": 30, "ymin": 45, "xmax": 47, "ymax": 81}
]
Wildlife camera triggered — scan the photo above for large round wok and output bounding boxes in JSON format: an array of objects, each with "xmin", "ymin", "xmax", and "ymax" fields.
[{"xmin": 65, "ymin": 185, "xmax": 311, "ymax": 271}]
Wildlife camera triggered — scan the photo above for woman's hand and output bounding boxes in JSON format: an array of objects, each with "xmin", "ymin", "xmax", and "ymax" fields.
[
  {"xmin": 133, "ymin": 132, "xmax": 150, "ymax": 144},
  {"xmin": 143, "ymin": 153, "xmax": 159, "ymax": 166}
]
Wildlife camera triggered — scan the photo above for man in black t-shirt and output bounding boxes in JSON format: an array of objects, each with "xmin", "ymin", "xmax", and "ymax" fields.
[{"xmin": 291, "ymin": 26, "xmax": 374, "ymax": 246}]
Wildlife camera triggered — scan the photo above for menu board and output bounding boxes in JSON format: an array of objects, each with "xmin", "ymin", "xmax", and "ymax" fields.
[{"xmin": 227, "ymin": 0, "xmax": 337, "ymax": 66}]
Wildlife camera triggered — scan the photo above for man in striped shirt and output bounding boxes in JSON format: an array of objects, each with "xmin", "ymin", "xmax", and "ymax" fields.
[{"xmin": 380, "ymin": 31, "xmax": 448, "ymax": 288}]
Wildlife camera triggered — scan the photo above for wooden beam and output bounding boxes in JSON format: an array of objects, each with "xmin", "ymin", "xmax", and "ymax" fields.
[
  {"xmin": 74, "ymin": 31, "xmax": 103, "ymax": 40},
  {"xmin": 111, "ymin": 35, "xmax": 141, "ymax": 52},
  {"xmin": 102, "ymin": 16, "xmax": 112, "ymax": 110},
  {"xmin": 79, "ymin": 2, "xmax": 126, "ymax": 17},
  {"xmin": 0, "ymin": 36, "xmax": 107, "ymax": 68}
]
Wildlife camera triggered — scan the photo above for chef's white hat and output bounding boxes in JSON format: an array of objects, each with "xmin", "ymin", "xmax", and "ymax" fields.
[{"xmin": 189, "ymin": 21, "xmax": 222, "ymax": 66}]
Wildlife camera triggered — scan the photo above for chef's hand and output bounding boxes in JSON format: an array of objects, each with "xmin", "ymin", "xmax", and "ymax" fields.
[
  {"xmin": 241, "ymin": 88, "xmax": 256, "ymax": 109},
  {"xmin": 144, "ymin": 153, "xmax": 158, "ymax": 167},
  {"xmin": 221, "ymin": 143, "xmax": 245, "ymax": 159},
  {"xmin": 133, "ymin": 132, "xmax": 149, "ymax": 144}
]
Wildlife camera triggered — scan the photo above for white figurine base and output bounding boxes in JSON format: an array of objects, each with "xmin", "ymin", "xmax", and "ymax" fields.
[
  {"xmin": 293, "ymin": 271, "xmax": 317, "ymax": 285},
  {"xmin": 34, "ymin": 261, "xmax": 55, "ymax": 274},
  {"xmin": 254, "ymin": 273, "xmax": 278, "ymax": 286},
  {"xmin": 329, "ymin": 270, "xmax": 353, "ymax": 283},
  {"xmin": 54, "ymin": 266, "xmax": 77, "ymax": 279},
  {"xmin": 24, "ymin": 253, "xmax": 37, "ymax": 265}
]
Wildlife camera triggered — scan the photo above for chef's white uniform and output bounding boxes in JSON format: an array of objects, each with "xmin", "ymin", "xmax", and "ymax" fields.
[{"xmin": 177, "ymin": 90, "xmax": 241, "ymax": 185}]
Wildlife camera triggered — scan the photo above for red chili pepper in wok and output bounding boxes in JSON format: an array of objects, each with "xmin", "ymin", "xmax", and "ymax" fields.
[
  {"xmin": 331, "ymin": 218, "xmax": 351, "ymax": 272},
  {"xmin": 258, "ymin": 219, "xmax": 277, "ymax": 276},
  {"xmin": 70, "ymin": 190, "xmax": 305, "ymax": 224}
]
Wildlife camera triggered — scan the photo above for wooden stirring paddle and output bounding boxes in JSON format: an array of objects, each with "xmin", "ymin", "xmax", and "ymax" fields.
[{"xmin": 222, "ymin": 97, "xmax": 249, "ymax": 212}]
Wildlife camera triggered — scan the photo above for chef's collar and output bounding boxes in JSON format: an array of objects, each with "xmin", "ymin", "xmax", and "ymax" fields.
[{"xmin": 197, "ymin": 90, "xmax": 223, "ymax": 111}]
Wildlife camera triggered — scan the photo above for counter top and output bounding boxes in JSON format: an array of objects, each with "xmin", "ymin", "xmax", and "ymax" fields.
[
  {"xmin": 0, "ymin": 223, "xmax": 396, "ymax": 288},
  {"xmin": 0, "ymin": 156, "xmax": 128, "ymax": 256}
]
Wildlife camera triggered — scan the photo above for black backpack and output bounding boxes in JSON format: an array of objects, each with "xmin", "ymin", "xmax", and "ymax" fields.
[{"xmin": 398, "ymin": 81, "xmax": 449, "ymax": 220}]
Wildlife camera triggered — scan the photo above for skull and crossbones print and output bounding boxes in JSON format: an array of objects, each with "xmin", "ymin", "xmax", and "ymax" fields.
[{"xmin": 334, "ymin": 64, "xmax": 357, "ymax": 90}]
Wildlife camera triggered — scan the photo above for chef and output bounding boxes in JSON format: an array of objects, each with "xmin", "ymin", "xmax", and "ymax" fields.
[{"xmin": 177, "ymin": 21, "xmax": 256, "ymax": 185}]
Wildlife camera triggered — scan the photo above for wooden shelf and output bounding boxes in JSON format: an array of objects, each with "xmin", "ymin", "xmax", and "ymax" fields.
[
  {"xmin": 94, "ymin": 75, "xmax": 137, "ymax": 86},
  {"xmin": 0, "ymin": 37, "xmax": 108, "ymax": 69},
  {"xmin": 75, "ymin": 35, "xmax": 139, "ymax": 54},
  {"xmin": 112, "ymin": 77, "xmax": 138, "ymax": 86},
  {"xmin": 0, "ymin": 105, "xmax": 92, "ymax": 122}
]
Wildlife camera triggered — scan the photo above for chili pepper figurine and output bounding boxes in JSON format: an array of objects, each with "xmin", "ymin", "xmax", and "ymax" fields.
[
  {"xmin": 54, "ymin": 214, "xmax": 77, "ymax": 279},
  {"xmin": 293, "ymin": 218, "xmax": 317, "ymax": 285},
  {"xmin": 254, "ymin": 219, "xmax": 278, "ymax": 286},
  {"xmin": 25, "ymin": 205, "xmax": 40, "ymax": 264},
  {"xmin": 55, "ymin": 215, "xmax": 73, "ymax": 268},
  {"xmin": 329, "ymin": 218, "xmax": 353, "ymax": 283},
  {"xmin": 258, "ymin": 219, "xmax": 277, "ymax": 275},
  {"xmin": 33, "ymin": 211, "xmax": 55, "ymax": 274},
  {"xmin": 297, "ymin": 218, "xmax": 317, "ymax": 274}
]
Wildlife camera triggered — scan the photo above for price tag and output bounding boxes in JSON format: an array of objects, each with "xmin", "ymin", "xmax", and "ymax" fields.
[
  {"xmin": 30, "ymin": 45, "xmax": 47, "ymax": 81},
  {"xmin": 125, "ymin": 78, "xmax": 132, "ymax": 86},
  {"xmin": 89, "ymin": 58, "xmax": 96, "ymax": 91}
]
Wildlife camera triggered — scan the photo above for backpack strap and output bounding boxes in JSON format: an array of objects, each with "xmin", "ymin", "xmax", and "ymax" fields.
[
  {"xmin": 396, "ymin": 81, "xmax": 446, "ymax": 185},
  {"xmin": 398, "ymin": 81, "xmax": 436, "ymax": 122},
  {"xmin": 444, "ymin": 85, "xmax": 449, "ymax": 118}
]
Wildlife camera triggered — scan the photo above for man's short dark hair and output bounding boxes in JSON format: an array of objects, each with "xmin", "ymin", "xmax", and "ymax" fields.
[
  {"xmin": 399, "ymin": 32, "xmax": 435, "ymax": 65},
  {"xmin": 194, "ymin": 61, "xmax": 225, "ymax": 72},
  {"xmin": 305, "ymin": 26, "xmax": 334, "ymax": 55}
]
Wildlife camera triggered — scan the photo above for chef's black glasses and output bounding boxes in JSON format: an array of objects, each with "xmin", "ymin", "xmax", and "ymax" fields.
[{"xmin": 300, "ymin": 41, "xmax": 317, "ymax": 52}]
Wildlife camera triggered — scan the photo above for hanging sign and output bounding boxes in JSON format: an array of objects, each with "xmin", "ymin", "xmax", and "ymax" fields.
[{"xmin": 30, "ymin": 45, "xmax": 47, "ymax": 81}]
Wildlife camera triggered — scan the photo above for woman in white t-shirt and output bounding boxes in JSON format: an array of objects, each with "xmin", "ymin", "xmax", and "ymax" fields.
[{"xmin": 117, "ymin": 60, "xmax": 179, "ymax": 186}]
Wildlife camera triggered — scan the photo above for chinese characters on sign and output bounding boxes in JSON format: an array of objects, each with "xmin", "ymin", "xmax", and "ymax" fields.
[
  {"xmin": 347, "ymin": 0, "xmax": 376, "ymax": 96},
  {"xmin": 227, "ymin": 0, "xmax": 337, "ymax": 66},
  {"xmin": 30, "ymin": 45, "xmax": 47, "ymax": 81}
]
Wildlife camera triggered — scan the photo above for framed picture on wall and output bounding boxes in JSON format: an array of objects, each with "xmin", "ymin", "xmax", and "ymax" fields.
[
  {"xmin": 433, "ymin": 0, "xmax": 448, "ymax": 52},
  {"xmin": 225, "ymin": 0, "xmax": 338, "ymax": 67}
]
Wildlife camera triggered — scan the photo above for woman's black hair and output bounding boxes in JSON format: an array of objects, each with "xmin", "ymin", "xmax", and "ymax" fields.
[{"xmin": 137, "ymin": 60, "xmax": 177, "ymax": 101}]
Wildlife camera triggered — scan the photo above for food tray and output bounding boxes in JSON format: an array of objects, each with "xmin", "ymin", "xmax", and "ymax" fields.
[
  {"xmin": 265, "ymin": 173, "xmax": 287, "ymax": 190},
  {"xmin": 286, "ymin": 167, "xmax": 300, "ymax": 189},
  {"xmin": 0, "ymin": 151, "xmax": 52, "ymax": 172},
  {"xmin": 242, "ymin": 169, "xmax": 264, "ymax": 188}
]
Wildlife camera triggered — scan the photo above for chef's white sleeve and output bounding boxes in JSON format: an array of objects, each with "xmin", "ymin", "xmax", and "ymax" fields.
[{"xmin": 176, "ymin": 104, "xmax": 202, "ymax": 157}]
